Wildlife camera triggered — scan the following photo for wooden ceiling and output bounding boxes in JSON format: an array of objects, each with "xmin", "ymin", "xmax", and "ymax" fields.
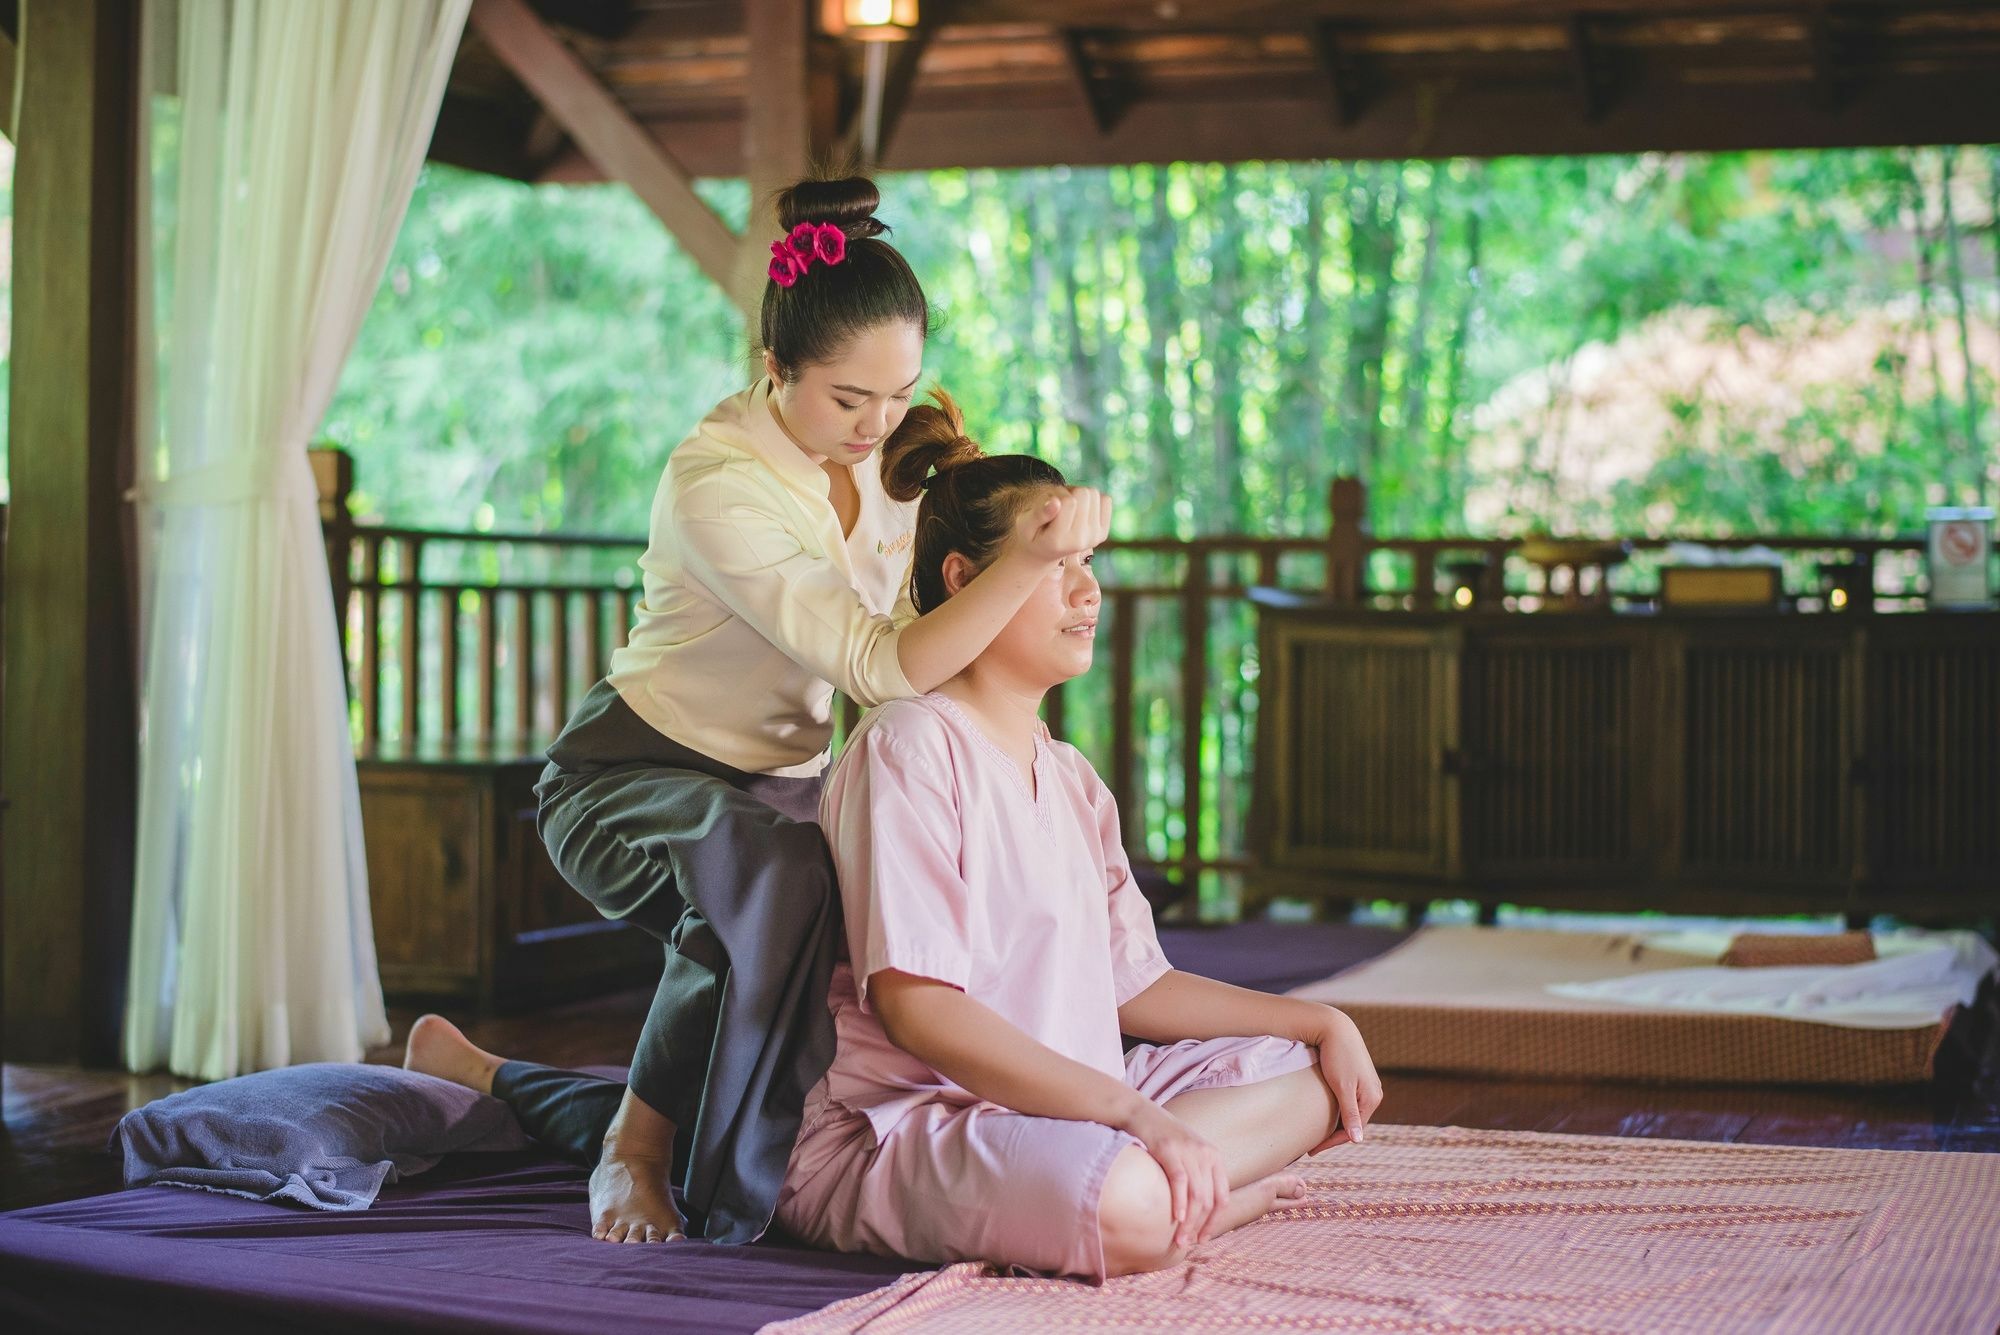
[{"xmin": 432, "ymin": 0, "xmax": 2000, "ymax": 182}]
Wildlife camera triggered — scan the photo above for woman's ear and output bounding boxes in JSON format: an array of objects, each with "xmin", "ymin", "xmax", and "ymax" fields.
[
  {"xmin": 941, "ymin": 552, "xmax": 979, "ymax": 598},
  {"xmin": 762, "ymin": 349, "xmax": 785, "ymax": 384}
]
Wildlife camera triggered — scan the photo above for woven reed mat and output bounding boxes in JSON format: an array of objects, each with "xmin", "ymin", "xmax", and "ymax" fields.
[
  {"xmin": 764, "ymin": 1125, "xmax": 2000, "ymax": 1334},
  {"xmin": 1285, "ymin": 926, "xmax": 1949, "ymax": 1085},
  {"xmin": 1723, "ymin": 932, "xmax": 1877, "ymax": 968}
]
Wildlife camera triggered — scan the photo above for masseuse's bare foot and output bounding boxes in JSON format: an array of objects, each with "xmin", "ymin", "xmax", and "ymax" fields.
[
  {"xmin": 591, "ymin": 1086, "xmax": 688, "ymax": 1243},
  {"xmin": 403, "ymin": 1014, "xmax": 504, "ymax": 1095},
  {"xmin": 590, "ymin": 1150, "xmax": 688, "ymax": 1243}
]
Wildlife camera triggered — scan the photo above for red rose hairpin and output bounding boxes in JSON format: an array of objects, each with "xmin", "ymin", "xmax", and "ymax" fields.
[{"xmin": 769, "ymin": 222, "xmax": 849, "ymax": 288}]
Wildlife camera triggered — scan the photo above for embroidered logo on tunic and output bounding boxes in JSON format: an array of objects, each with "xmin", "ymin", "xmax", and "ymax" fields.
[{"xmin": 877, "ymin": 530, "xmax": 914, "ymax": 559}]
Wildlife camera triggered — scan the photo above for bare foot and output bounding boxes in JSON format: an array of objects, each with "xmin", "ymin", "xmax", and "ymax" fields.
[
  {"xmin": 402, "ymin": 1014, "xmax": 504, "ymax": 1095},
  {"xmin": 590, "ymin": 1150, "xmax": 688, "ymax": 1243},
  {"xmin": 1204, "ymin": 1170, "xmax": 1307, "ymax": 1240}
]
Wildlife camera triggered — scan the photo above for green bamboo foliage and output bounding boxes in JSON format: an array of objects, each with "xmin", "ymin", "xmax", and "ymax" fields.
[{"xmin": 294, "ymin": 148, "xmax": 2000, "ymax": 901}]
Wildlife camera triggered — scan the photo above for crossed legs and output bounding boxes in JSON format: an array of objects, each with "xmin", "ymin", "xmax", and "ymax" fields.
[{"xmin": 1097, "ymin": 1064, "xmax": 1339, "ymax": 1277}]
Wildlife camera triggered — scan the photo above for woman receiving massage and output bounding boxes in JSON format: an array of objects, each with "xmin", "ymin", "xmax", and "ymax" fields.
[{"xmin": 409, "ymin": 391, "xmax": 1383, "ymax": 1280}]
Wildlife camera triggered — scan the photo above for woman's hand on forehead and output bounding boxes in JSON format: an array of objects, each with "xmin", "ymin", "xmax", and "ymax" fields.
[{"xmin": 1016, "ymin": 486, "xmax": 1112, "ymax": 564}]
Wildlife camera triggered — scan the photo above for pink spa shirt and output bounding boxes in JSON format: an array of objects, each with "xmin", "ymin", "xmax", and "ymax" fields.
[{"xmin": 806, "ymin": 692, "xmax": 1174, "ymax": 1137}]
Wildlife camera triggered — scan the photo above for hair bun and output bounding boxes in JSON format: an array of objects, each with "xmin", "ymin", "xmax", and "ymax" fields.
[
  {"xmin": 776, "ymin": 174, "xmax": 889, "ymax": 242},
  {"xmin": 880, "ymin": 389, "xmax": 984, "ymax": 503}
]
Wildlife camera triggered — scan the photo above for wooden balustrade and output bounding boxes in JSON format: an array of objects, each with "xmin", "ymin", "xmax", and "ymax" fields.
[{"xmin": 310, "ymin": 448, "xmax": 1941, "ymax": 898}]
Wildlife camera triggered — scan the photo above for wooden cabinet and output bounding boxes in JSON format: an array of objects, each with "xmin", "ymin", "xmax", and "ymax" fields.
[
  {"xmin": 359, "ymin": 745, "xmax": 658, "ymax": 1010},
  {"xmin": 1252, "ymin": 598, "xmax": 1999, "ymax": 920},
  {"xmin": 1862, "ymin": 618, "xmax": 2000, "ymax": 901},
  {"xmin": 362, "ymin": 772, "xmax": 486, "ymax": 993},
  {"xmin": 1668, "ymin": 625, "xmax": 1859, "ymax": 898},
  {"xmin": 1256, "ymin": 622, "xmax": 1459, "ymax": 880},
  {"xmin": 1458, "ymin": 626, "xmax": 1650, "ymax": 886}
]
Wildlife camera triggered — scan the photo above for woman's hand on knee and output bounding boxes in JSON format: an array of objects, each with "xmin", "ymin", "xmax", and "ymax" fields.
[
  {"xmin": 1309, "ymin": 1007, "xmax": 1384, "ymax": 1151},
  {"xmin": 1121, "ymin": 1101, "xmax": 1230, "ymax": 1249}
]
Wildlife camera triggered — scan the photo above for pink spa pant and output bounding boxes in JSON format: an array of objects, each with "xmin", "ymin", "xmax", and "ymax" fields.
[{"xmin": 773, "ymin": 1034, "xmax": 1316, "ymax": 1281}]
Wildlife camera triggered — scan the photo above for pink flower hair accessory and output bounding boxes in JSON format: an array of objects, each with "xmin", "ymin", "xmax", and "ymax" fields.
[
  {"xmin": 768, "ymin": 221, "xmax": 849, "ymax": 288},
  {"xmin": 769, "ymin": 241, "xmax": 803, "ymax": 288},
  {"xmin": 811, "ymin": 222, "xmax": 846, "ymax": 265}
]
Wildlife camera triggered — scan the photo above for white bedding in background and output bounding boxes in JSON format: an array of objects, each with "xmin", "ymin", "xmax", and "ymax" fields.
[{"xmin": 1546, "ymin": 930, "xmax": 1999, "ymax": 1030}]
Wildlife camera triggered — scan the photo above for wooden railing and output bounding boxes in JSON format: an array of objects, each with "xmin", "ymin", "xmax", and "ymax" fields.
[{"xmin": 315, "ymin": 454, "xmax": 1939, "ymax": 896}]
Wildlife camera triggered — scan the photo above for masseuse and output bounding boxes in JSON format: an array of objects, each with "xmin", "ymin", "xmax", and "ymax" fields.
[{"xmin": 407, "ymin": 173, "xmax": 1109, "ymax": 1247}]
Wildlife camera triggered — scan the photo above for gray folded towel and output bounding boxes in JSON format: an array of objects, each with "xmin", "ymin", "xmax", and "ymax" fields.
[{"xmin": 113, "ymin": 1062, "xmax": 530, "ymax": 1211}]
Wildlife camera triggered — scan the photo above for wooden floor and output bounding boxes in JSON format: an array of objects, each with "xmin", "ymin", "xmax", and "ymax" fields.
[{"xmin": 6, "ymin": 972, "xmax": 1998, "ymax": 1216}]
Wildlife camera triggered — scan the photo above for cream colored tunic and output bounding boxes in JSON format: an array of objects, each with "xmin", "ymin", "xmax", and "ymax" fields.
[{"xmin": 606, "ymin": 379, "xmax": 918, "ymax": 776}]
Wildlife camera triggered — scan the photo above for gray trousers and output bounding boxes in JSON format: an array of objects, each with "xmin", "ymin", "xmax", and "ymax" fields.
[{"xmin": 534, "ymin": 681, "xmax": 838, "ymax": 1245}]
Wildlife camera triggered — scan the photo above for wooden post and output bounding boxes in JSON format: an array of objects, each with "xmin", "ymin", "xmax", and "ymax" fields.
[
  {"xmin": 1853, "ymin": 550, "xmax": 1877, "ymax": 613},
  {"xmin": 1109, "ymin": 588, "xmax": 1139, "ymax": 845},
  {"xmin": 311, "ymin": 447, "xmax": 356, "ymax": 677},
  {"xmin": 1326, "ymin": 475, "xmax": 1369, "ymax": 605},
  {"xmin": 583, "ymin": 590, "xmax": 606, "ymax": 684},
  {"xmin": 1481, "ymin": 539, "xmax": 1510, "ymax": 607},
  {"xmin": 477, "ymin": 591, "xmax": 499, "ymax": 741},
  {"xmin": 3, "ymin": 0, "xmax": 142, "ymax": 1065},
  {"xmin": 512, "ymin": 589, "xmax": 535, "ymax": 740},
  {"xmin": 1411, "ymin": 548, "xmax": 1437, "ymax": 611},
  {"xmin": 549, "ymin": 590, "xmax": 571, "ymax": 724},
  {"xmin": 0, "ymin": 24, "xmax": 16, "ymax": 143},
  {"xmin": 742, "ymin": 0, "xmax": 808, "ymax": 316},
  {"xmin": 359, "ymin": 537, "xmax": 383, "ymax": 749},
  {"xmin": 439, "ymin": 586, "xmax": 462, "ymax": 742},
  {"xmin": 399, "ymin": 538, "xmax": 425, "ymax": 744},
  {"xmin": 1179, "ymin": 544, "xmax": 1210, "ymax": 888}
]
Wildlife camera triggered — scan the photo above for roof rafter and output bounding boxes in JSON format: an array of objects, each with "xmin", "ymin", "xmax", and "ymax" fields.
[
  {"xmin": 1310, "ymin": 21, "xmax": 1375, "ymax": 128},
  {"xmin": 467, "ymin": 0, "xmax": 744, "ymax": 307},
  {"xmin": 1063, "ymin": 29, "xmax": 1131, "ymax": 135}
]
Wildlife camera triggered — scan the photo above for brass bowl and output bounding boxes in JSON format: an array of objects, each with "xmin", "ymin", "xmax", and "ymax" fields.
[{"xmin": 1517, "ymin": 538, "xmax": 1633, "ymax": 569}]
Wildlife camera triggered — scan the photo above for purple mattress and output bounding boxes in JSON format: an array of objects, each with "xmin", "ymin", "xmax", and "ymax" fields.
[{"xmin": 0, "ymin": 921, "xmax": 1404, "ymax": 1334}]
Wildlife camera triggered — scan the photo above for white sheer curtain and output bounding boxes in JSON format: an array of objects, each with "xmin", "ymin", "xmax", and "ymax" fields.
[{"xmin": 126, "ymin": 0, "xmax": 472, "ymax": 1079}]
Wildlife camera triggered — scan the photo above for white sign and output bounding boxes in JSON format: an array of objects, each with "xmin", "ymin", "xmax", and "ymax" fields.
[{"xmin": 1927, "ymin": 507, "xmax": 1995, "ymax": 609}]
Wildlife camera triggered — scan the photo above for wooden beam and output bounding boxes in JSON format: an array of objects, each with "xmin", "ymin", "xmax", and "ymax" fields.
[
  {"xmin": 457, "ymin": 10, "xmax": 2000, "ymax": 118},
  {"xmin": 602, "ymin": 0, "xmax": 1998, "ymax": 49},
  {"xmin": 839, "ymin": 19, "xmax": 940, "ymax": 168},
  {"xmin": 527, "ymin": 0, "xmax": 636, "ymax": 42},
  {"xmin": 534, "ymin": 63, "xmax": 2000, "ymax": 177},
  {"xmin": 469, "ymin": 0, "xmax": 743, "ymax": 307},
  {"xmin": 521, "ymin": 109, "xmax": 569, "ymax": 173},
  {"xmin": 874, "ymin": 26, "xmax": 936, "ymax": 163},
  {"xmin": 1310, "ymin": 21, "xmax": 1373, "ymax": 128},
  {"xmin": 428, "ymin": 93, "xmax": 541, "ymax": 182},
  {"xmin": 1062, "ymin": 29, "xmax": 1129, "ymax": 134},
  {"xmin": 1567, "ymin": 14, "xmax": 1615, "ymax": 124},
  {"xmin": 4, "ymin": 0, "xmax": 141, "ymax": 1066},
  {"xmin": 906, "ymin": 0, "xmax": 1996, "ymax": 27},
  {"xmin": 616, "ymin": 1, "xmax": 742, "ymax": 44},
  {"xmin": 1808, "ymin": 6, "xmax": 1864, "ymax": 113}
]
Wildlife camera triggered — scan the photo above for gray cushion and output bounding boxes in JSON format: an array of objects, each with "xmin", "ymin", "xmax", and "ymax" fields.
[{"xmin": 113, "ymin": 1062, "xmax": 531, "ymax": 1211}]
